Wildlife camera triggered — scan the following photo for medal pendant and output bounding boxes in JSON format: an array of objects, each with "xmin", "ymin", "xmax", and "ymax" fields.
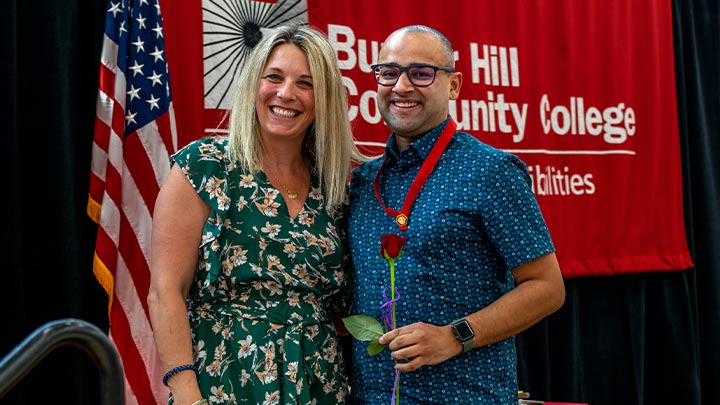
[{"xmin": 395, "ymin": 214, "xmax": 408, "ymax": 227}]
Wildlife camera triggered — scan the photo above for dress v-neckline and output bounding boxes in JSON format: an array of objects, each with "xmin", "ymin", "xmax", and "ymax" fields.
[{"xmin": 261, "ymin": 170, "xmax": 308, "ymax": 221}]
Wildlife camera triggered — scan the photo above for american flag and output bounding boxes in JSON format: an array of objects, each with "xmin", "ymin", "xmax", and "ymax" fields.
[{"xmin": 88, "ymin": 0, "xmax": 177, "ymax": 403}]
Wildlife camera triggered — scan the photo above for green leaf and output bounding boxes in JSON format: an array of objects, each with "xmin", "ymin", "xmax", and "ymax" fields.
[
  {"xmin": 367, "ymin": 339, "xmax": 386, "ymax": 356},
  {"xmin": 341, "ymin": 314, "xmax": 384, "ymax": 342}
]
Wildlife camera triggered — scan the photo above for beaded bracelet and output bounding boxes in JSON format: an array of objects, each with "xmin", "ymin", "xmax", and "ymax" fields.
[
  {"xmin": 191, "ymin": 399, "xmax": 208, "ymax": 405},
  {"xmin": 162, "ymin": 364, "xmax": 198, "ymax": 387}
]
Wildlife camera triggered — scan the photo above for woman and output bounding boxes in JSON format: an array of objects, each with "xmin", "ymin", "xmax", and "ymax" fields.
[{"xmin": 147, "ymin": 24, "xmax": 362, "ymax": 405}]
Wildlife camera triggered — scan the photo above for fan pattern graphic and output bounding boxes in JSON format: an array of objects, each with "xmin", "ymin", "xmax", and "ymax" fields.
[{"xmin": 203, "ymin": 0, "xmax": 308, "ymax": 109}]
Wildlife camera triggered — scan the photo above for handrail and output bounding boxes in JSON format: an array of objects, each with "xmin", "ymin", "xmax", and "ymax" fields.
[{"xmin": 0, "ymin": 318, "xmax": 125, "ymax": 404}]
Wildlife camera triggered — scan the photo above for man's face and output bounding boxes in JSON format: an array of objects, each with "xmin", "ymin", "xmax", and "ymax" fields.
[{"xmin": 375, "ymin": 31, "xmax": 462, "ymax": 141}]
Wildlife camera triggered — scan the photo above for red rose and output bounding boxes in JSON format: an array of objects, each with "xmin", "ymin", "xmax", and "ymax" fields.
[{"xmin": 380, "ymin": 234, "xmax": 407, "ymax": 260}]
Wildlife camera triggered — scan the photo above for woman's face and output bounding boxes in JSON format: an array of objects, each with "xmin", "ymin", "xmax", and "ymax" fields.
[{"xmin": 256, "ymin": 43, "xmax": 316, "ymax": 143}]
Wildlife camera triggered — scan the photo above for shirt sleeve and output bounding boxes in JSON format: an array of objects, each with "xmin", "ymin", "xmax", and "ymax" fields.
[
  {"xmin": 171, "ymin": 136, "xmax": 232, "ymax": 213},
  {"xmin": 170, "ymin": 136, "xmax": 232, "ymax": 284},
  {"xmin": 481, "ymin": 153, "xmax": 556, "ymax": 270}
]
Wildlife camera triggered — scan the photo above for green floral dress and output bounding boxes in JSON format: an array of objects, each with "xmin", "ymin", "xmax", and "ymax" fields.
[{"xmin": 170, "ymin": 136, "xmax": 350, "ymax": 405}]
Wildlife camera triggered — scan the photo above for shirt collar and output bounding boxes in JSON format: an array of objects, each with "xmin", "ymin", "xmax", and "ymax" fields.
[{"xmin": 385, "ymin": 116, "xmax": 453, "ymax": 161}]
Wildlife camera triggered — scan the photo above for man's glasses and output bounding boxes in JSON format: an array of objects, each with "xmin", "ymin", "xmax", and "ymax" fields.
[{"xmin": 371, "ymin": 63, "xmax": 454, "ymax": 87}]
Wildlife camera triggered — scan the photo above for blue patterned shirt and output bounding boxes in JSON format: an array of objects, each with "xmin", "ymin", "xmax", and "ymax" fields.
[{"xmin": 348, "ymin": 117, "xmax": 556, "ymax": 404}]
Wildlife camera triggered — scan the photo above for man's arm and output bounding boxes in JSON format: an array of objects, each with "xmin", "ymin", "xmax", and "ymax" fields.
[{"xmin": 379, "ymin": 252, "xmax": 565, "ymax": 372}]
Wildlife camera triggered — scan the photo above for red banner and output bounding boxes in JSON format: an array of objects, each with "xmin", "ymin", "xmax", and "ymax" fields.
[{"xmin": 164, "ymin": 0, "xmax": 692, "ymax": 278}]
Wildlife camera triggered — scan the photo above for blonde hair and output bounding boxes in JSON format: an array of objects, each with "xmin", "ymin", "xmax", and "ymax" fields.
[{"xmin": 227, "ymin": 24, "xmax": 365, "ymax": 208}]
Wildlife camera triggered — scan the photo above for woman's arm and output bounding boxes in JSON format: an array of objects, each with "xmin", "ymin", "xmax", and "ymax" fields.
[{"xmin": 147, "ymin": 164, "xmax": 211, "ymax": 404}]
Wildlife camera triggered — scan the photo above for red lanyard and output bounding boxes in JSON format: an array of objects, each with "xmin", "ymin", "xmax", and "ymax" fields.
[{"xmin": 373, "ymin": 119, "xmax": 457, "ymax": 231}]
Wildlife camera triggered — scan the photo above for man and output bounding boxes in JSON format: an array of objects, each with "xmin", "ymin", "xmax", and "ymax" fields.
[{"xmin": 347, "ymin": 25, "xmax": 566, "ymax": 404}]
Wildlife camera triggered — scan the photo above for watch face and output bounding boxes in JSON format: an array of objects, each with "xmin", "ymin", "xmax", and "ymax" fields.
[{"xmin": 454, "ymin": 320, "xmax": 474, "ymax": 340}]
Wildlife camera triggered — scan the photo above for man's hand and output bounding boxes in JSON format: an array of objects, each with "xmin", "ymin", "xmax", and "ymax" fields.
[{"xmin": 378, "ymin": 322, "xmax": 463, "ymax": 372}]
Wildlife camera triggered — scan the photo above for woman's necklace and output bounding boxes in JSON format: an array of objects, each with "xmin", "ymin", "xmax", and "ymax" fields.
[{"xmin": 264, "ymin": 164, "xmax": 307, "ymax": 200}]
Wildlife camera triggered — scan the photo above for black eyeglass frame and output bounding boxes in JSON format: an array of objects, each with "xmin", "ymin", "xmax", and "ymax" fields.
[{"xmin": 370, "ymin": 63, "xmax": 455, "ymax": 87}]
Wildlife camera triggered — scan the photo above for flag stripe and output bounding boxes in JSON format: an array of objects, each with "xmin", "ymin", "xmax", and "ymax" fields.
[
  {"xmin": 98, "ymin": 63, "xmax": 116, "ymax": 105},
  {"xmin": 96, "ymin": 180, "xmax": 165, "ymax": 401},
  {"xmin": 89, "ymin": 1, "xmax": 176, "ymax": 403},
  {"xmin": 109, "ymin": 299, "xmax": 156, "ymax": 405},
  {"xmin": 140, "ymin": 114, "xmax": 175, "ymax": 184},
  {"xmin": 114, "ymin": 252, "xmax": 167, "ymax": 403},
  {"xmin": 118, "ymin": 195, "xmax": 152, "ymax": 318},
  {"xmin": 157, "ymin": 105, "xmax": 178, "ymax": 159},
  {"xmin": 124, "ymin": 132, "xmax": 161, "ymax": 212}
]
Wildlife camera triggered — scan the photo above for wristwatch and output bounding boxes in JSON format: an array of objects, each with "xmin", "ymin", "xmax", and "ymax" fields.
[{"xmin": 450, "ymin": 318, "xmax": 475, "ymax": 353}]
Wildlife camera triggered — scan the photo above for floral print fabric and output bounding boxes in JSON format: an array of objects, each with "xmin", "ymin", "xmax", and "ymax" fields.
[{"xmin": 170, "ymin": 136, "xmax": 350, "ymax": 404}]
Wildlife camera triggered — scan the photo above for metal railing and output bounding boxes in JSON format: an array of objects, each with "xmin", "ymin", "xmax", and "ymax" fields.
[{"xmin": 0, "ymin": 318, "xmax": 124, "ymax": 404}]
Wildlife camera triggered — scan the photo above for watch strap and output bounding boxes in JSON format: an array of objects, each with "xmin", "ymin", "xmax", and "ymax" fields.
[
  {"xmin": 451, "ymin": 318, "xmax": 475, "ymax": 353},
  {"xmin": 460, "ymin": 334, "xmax": 474, "ymax": 353}
]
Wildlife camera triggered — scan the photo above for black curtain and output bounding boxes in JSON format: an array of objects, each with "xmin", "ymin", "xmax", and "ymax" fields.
[
  {"xmin": 0, "ymin": 0, "xmax": 108, "ymax": 403},
  {"xmin": 1, "ymin": 1, "xmax": 717, "ymax": 404}
]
